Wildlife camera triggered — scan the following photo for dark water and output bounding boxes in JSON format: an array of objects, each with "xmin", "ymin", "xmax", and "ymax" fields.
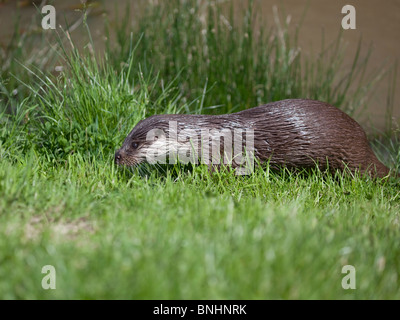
[{"xmin": 1, "ymin": 0, "xmax": 399, "ymax": 130}]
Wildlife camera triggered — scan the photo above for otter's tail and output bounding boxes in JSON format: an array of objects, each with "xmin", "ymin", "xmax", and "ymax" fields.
[{"xmin": 369, "ymin": 154, "xmax": 398, "ymax": 178}]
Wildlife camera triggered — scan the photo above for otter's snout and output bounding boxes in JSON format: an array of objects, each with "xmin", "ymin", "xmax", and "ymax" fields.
[{"xmin": 114, "ymin": 150, "xmax": 123, "ymax": 165}]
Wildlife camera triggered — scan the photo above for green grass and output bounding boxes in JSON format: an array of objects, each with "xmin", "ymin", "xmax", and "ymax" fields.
[
  {"xmin": 1, "ymin": 154, "xmax": 400, "ymax": 299},
  {"xmin": 0, "ymin": 0, "xmax": 399, "ymax": 299}
]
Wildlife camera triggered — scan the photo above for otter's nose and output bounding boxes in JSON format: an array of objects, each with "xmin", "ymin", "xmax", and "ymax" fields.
[{"xmin": 115, "ymin": 150, "xmax": 122, "ymax": 164}]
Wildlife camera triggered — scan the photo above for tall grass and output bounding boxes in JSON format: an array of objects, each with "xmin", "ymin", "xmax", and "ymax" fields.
[
  {"xmin": 0, "ymin": 1, "xmax": 399, "ymax": 300},
  {"xmin": 1, "ymin": 32, "xmax": 187, "ymax": 161},
  {"xmin": 1, "ymin": 0, "xmax": 396, "ymax": 164},
  {"xmin": 110, "ymin": 0, "xmax": 390, "ymax": 118},
  {"xmin": 16, "ymin": 37, "xmax": 186, "ymax": 160},
  {"xmin": 0, "ymin": 0, "xmax": 397, "ymax": 162}
]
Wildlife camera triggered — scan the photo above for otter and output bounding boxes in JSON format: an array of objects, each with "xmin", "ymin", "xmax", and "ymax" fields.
[{"xmin": 115, "ymin": 99, "xmax": 392, "ymax": 178}]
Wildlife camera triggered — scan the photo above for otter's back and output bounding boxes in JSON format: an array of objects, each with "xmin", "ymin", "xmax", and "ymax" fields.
[{"xmin": 239, "ymin": 99, "xmax": 380, "ymax": 173}]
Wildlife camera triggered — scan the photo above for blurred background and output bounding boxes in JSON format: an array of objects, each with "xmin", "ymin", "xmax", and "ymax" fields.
[{"xmin": 1, "ymin": 0, "xmax": 399, "ymax": 132}]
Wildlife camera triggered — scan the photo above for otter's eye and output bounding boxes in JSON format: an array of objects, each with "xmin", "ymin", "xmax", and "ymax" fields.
[{"xmin": 132, "ymin": 142, "xmax": 139, "ymax": 149}]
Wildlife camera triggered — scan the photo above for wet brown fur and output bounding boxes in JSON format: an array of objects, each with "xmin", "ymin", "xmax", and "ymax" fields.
[{"xmin": 116, "ymin": 99, "xmax": 392, "ymax": 178}]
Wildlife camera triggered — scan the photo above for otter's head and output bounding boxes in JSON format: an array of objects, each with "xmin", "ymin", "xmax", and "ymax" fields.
[{"xmin": 115, "ymin": 115, "xmax": 170, "ymax": 167}]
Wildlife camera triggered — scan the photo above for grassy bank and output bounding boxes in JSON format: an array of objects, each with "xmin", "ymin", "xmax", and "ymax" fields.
[
  {"xmin": 1, "ymin": 154, "xmax": 399, "ymax": 299},
  {"xmin": 0, "ymin": 1, "xmax": 399, "ymax": 299}
]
